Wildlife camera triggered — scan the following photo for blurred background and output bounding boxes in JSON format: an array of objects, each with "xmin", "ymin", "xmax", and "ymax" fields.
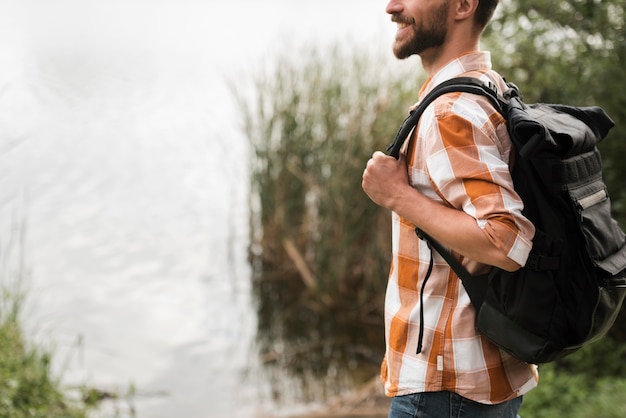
[
  {"xmin": 1, "ymin": 1, "xmax": 626, "ymax": 418},
  {"xmin": 0, "ymin": 1, "xmax": 393, "ymax": 417}
]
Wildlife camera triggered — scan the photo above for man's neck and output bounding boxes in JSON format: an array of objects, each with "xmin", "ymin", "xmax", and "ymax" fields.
[{"xmin": 420, "ymin": 26, "xmax": 481, "ymax": 76}]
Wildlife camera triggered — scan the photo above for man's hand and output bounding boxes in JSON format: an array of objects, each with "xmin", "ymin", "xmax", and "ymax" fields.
[
  {"xmin": 361, "ymin": 151, "xmax": 411, "ymax": 210},
  {"xmin": 362, "ymin": 150, "xmax": 522, "ymax": 272}
]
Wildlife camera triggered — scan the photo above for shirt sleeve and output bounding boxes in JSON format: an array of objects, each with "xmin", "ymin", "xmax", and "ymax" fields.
[{"xmin": 423, "ymin": 96, "xmax": 535, "ymax": 266}]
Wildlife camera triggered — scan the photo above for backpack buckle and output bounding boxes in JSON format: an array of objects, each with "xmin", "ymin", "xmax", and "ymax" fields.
[{"xmin": 525, "ymin": 252, "xmax": 560, "ymax": 271}]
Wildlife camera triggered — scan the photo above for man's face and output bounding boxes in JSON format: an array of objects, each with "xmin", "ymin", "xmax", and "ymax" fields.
[{"xmin": 388, "ymin": 0, "xmax": 451, "ymax": 59}]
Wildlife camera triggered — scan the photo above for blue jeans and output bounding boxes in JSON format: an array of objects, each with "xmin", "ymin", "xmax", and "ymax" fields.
[{"xmin": 388, "ymin": 391, "xmax": 523, "ymax": 418}]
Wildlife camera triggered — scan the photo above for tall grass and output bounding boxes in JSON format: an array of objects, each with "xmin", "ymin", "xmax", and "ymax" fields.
[{"xmin": 236, "ymin": 42, "xmax": 423, "ymax": 321}]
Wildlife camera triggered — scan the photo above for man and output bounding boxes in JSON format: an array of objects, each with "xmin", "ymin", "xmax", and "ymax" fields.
[{"xmin": 361, "ymin": 0, "xmax": 538, "ymax": 417}]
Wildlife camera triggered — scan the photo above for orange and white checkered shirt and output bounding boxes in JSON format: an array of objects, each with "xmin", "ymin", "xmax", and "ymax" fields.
[{"xmin": 381, "ymin": 52, "xmax": 539, "ymax": 404}]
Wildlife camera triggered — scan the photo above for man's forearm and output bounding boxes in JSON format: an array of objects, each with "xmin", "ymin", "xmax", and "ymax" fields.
[
  {"xmin": 362, "ymin": 151, "xmax": 521, "ymax": 271},
  {"xmin": 390, "ymin": 183, "xmax": 521, "ymax": 272}
]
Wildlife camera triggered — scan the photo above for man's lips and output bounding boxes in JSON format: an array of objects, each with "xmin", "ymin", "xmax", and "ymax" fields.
[
  {"xmin": 391, "ymin": 14, "xmax": 414, "ymax": 35},
  {"xmin": 391, "ymin": 14, "xmax": 414, "ymax": 26}
]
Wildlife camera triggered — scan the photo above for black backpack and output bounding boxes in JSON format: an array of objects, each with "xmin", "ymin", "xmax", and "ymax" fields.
[{"xmin": 386, "ymin": 77, "xmax": 626, "ymax": 364}]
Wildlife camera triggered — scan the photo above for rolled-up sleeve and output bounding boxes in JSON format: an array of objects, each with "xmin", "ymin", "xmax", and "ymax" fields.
[{"xmin": 423, "ymin": 96, "xmax": 535, "ymax": 266}]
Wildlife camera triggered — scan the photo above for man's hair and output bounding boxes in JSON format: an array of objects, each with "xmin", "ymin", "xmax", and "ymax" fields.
[{"xmin": 474, "ymin": 0, "xmax": 499, "ymax": 31}]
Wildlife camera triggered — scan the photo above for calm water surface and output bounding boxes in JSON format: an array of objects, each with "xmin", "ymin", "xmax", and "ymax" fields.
[{"xmin": 0, "ymin": 1, "xmax": 395, "ymax": 417}]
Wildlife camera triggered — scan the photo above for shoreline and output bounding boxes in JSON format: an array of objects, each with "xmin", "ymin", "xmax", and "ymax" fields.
[{"xmin": 288, "ymin": 376, "xmax": 390, "ymax": 418}]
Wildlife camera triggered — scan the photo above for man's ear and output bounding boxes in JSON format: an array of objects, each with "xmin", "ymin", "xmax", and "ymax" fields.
[{"xmin": 454, "ymin": 0, "xmax": 479, "ymax": 21}]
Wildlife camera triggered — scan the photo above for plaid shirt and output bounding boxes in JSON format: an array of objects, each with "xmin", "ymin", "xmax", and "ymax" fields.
[{"xmin": 381, "ymin": 52, "xmax": 538, "ymax": 404}]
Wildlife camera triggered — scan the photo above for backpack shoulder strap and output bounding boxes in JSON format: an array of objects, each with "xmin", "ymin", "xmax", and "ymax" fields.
[
  {"xmin": 385, "ymin": 77, "xmax": 510, "ymax": 306},
  {"xmin": 416, "ymin": 228, "xmax": 493, "ymax": 308},
  {"xmin": 386, "ymin": 77, "xmax": 507, "ymax": 159}
]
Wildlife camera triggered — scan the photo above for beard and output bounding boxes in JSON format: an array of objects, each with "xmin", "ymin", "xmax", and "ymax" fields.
[{"xmin": 391, "ymin": 1, "xmax": 450, "ymax": 59}]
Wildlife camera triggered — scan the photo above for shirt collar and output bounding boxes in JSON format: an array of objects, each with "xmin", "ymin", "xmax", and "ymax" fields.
[{"xmin": 418, "ymin": 51, "xmax": 493, "ymax": 98}]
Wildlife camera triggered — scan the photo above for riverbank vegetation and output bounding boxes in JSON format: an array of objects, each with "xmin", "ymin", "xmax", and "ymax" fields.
[
  {"xmin": 240, "ymin": 0, "xmax": 626, "ymax": 416},
  {"xmin": 235, "ymin": 42, "xmax": 422, "ymax": 401},
  {"xmin": 237, "ymin": 41, "xmax": 420, "ymax": 321},
  {"xmin": 0, "ymin": 224, "xmax": 135, "ymax": 417},
  {"xmin": 0, "ymin": 226, "xmax": 93, "ymax": 418},
  {"xmin": 0, "ymin": 312, "xmax": 90, "ymax": 418}
]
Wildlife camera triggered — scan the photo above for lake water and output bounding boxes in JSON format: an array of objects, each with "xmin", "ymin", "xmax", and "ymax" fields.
[{"xmin": 0, "ymin": 1, "xmax": 400, "ymax": 417}]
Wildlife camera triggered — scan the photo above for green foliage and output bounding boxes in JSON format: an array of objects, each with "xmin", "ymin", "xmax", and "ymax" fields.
[
  {"xmin": 521, "ymin": 339, "xmax": 626, "ymax": 417},
  {"xmin": 0, "ymin": 317, "xmax": 88, "ymax": 418},
  {"xmin": 520, "ymin": 366, "xmax": 588, "ymax": 418},
  {"xmin": 0, "ymin": 224, "xmax": 94, "ymax": 418},
  {"xmin": 523, "ymin": 371, "xmax": 626, "ymax": 418},
  {"xmin": 576, "ymin": 378, "xmax": 626, "ymax": 418}
]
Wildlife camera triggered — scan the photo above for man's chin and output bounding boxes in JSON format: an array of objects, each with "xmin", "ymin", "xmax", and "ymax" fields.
[{"xmin": 392, "ymin": 43, "xmax": 415, "ymax": 60}]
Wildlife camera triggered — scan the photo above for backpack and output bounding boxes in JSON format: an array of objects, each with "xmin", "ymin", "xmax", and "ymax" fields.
[{"xmin": 386, "ymin": 77, "xmax": 626, "ymax": 364}]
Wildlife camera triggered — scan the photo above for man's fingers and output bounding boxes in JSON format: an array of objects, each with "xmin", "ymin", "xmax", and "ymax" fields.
[{"xmin": 372, "ymin": 150, "xmax": 386, "ymax": 159}]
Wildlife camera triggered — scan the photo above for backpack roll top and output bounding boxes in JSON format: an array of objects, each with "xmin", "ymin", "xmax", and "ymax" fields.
[{"xmin": 511, "ymin": 101, "xmax": 626, "ymax": 282}]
